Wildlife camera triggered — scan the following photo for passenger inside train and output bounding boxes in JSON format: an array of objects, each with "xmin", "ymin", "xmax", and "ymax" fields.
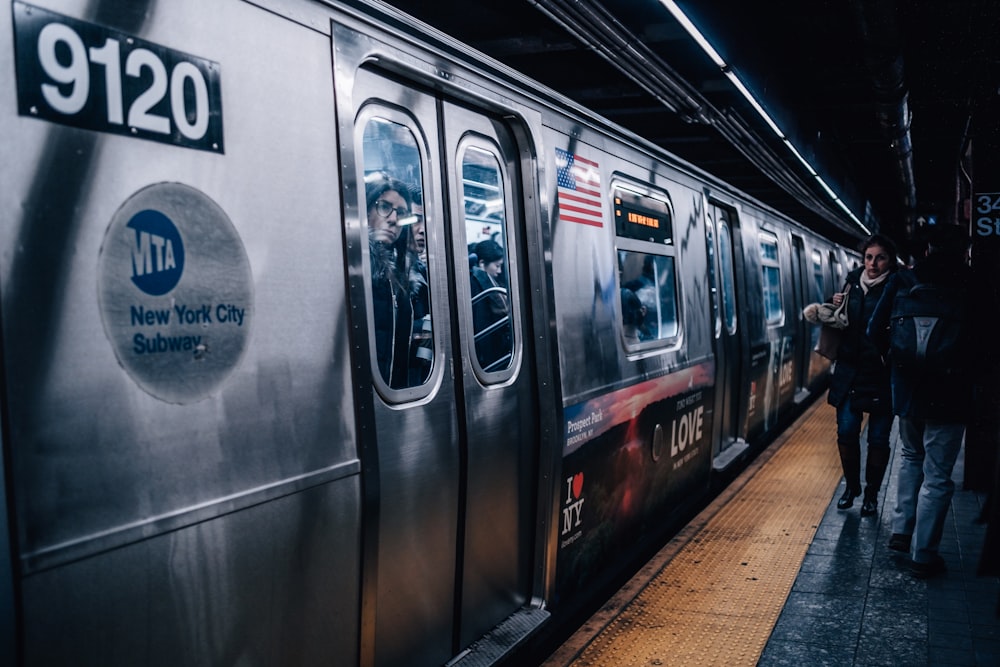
[
  {"xmin": 404, "ymin": 190, "xmax": 432, "ymax": 386},
  {"xmin": 407, "ymin": 185, "xmax": 427, "ymax": 265},
  {"xmin": 620, "ymin": 287, "xmax": 647, "ymax": 345},
  {"xmin": 365, "ymin": 173, "xmax": 431, "ymax": 388},
  {"xmin": 470, "ymin": 239, "xmax": 512, "ymax": 371},
  {"xmin": 618, "ymin": 251, "xmax": 678, "ymax": 343}
]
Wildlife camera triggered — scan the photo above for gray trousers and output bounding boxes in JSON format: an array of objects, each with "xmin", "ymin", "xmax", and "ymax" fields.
[{"xmin": 892, "ymin": 416, "xmax": 966, "ymax": 563}]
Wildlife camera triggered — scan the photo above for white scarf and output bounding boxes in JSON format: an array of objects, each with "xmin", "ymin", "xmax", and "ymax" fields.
[{"xmin": 859, "ymin": 270, "xmax": 889, "ymax": 294}]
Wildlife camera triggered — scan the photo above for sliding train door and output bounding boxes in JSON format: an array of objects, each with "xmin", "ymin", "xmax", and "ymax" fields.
[
  {"xmin": 439, "ymin": 100, "xmax": 539, "ymax": 650},
  {"xmin": 345, "ymin": 65, "xmax": 539, "ymax": 667},
  {"xmin": 706, "ymin": 202, "xmax": 747, "ymax": 469},
  {"xmin": 790, "ymin": 234, "xmax": 813, "ymax": 398}
]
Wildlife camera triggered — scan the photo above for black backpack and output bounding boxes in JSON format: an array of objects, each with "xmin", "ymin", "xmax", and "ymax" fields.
[{"xmin": 888, "ymin": 283, "xmax": 966, "ymax": 376}]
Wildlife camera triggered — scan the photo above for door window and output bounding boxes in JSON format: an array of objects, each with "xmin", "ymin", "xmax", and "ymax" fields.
[
  {"xmin": 718, "ymin": 216, "xmax": 737, "ymax": 334},
  {"xmin": 460, "ymin": 144, "xmax": 515, "ymax": 374},
  {"xmin": 759, "ymin": 232, "xmax": 783, "ymax": 325},
  {"xmin": 811, "ymin": 249, "xmax": 824, "ymax": 302},
  {"xmin": 361, "ymin": 116, "xmax": 434, "ymax": 390},
  {"xmin": 706, "ymin": 220, "xmax": 720, "ymax": 337}
]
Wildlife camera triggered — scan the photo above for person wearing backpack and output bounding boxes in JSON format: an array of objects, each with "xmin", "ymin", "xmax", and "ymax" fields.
[
  {"xmin": 867, "ymin": 224, "xmax": 975, "ymax": 578},
  {"xmin": 827, "ymin": 234, "xmax": 899, "ymax": 517}
]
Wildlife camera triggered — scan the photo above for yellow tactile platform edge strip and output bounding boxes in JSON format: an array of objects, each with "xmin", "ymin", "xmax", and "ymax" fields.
[{"xmin": 544, "ymin": 398, "xmax": 842, "ymax": 667}]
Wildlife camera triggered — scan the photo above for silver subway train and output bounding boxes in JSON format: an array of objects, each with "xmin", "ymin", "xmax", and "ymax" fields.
[{"xmin": 0, "ymin": 1, "xmax": 861, "ymax": 665}]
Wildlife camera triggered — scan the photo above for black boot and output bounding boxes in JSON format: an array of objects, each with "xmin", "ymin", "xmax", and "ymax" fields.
[
  {"xmin": 838, "ymin": 487, "xmax": 860, "ymax": 509},
  {"xmin": 837, "ymin": 440, "xmax": 862, "ymax": 510},
  {"xmin": 860, "ymin": 493, "xmax": 878, "ymax": 517},
  {"xmin": 861, "ymin": 447, "xmax": 891, "ymax": 517}
]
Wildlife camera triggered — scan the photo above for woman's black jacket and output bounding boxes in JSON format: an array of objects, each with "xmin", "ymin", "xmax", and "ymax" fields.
[{"xmin": 826, "ymin": 267, "xmax": 892, "ymax": 414}]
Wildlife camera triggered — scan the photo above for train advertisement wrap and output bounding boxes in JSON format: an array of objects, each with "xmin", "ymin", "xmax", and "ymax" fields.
[
  {"xmin": 744, "ymin": 338, "xmax": 797, "ymax": 440},
  {"xmin": 557, "ymin": 362, "xmax": 715, "ymax": 603}
]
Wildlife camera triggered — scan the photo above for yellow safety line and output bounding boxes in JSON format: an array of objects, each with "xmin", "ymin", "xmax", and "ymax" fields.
[{"xmin": 547, "ymin": 399, "xmax": 843, "ymax": 667}]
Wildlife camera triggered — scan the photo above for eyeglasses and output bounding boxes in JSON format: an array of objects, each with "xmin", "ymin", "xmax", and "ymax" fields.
[{"xmin": 374, "ymin": 199, "xmax": 409, "ymax": 219}]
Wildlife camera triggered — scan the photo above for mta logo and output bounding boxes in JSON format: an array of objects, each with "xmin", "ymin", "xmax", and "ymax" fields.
[{"xmin": 128, "ymin": 209, "xmax": 184, "ymax": 296}]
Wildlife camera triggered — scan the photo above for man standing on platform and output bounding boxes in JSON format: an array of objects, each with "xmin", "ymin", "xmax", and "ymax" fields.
[{"xmin": 867, "ymin": 224, "xmax": 977, "ymax": 578}]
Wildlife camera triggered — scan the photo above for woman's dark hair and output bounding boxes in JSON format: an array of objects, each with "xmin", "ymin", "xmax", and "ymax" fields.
[
  {"xmin": 860, "ymin": 233, "xmax": 899, "ymax": 270},
  {"xmin": 364, "ymin": 173, "xmax": 413, "ymax": 211},
  {"xmin": 474, "ymin": 239, "xmax": 504, "ymax": 265},
  {"xmin": 408, "ymin": 183, "xmax": 423, "ymax": 207}
]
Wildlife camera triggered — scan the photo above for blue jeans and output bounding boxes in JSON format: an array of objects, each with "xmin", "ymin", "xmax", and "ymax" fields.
[
  {"xmin": 836, "ymin": 397, "xmax": 893, "ymax": 449},
  {"xmin": 892, "ymin": 416, "xmax": 965, "ymax": 563}
]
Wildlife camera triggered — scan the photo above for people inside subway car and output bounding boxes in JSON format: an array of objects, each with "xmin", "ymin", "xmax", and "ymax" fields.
[
  {"xmin": 470, "ymin": 239, "xmax": 512, "ymax": 370},
  {"xmin": 404, "ymin": 187, "xmax": 432, "ymax": 385},
  {"xmin": 620, "ymin": 287, "xmax": 648, "ymax": 346},
  {"xmin": 827, "ymin": 233, "xmax": 899, "ymax": 517},
  {"xmin": 867, "ymin": 224, "xmax": 979, "ymax": 578},
  {"xmin": 408, "ymin": 184, "xmax": 428, "ymax": 265},
  {"xmin": 366, "ymin": 174, "xmax": 429, "ymax": 388},
  {"xmin": 622, "ymin": 255, "xmax": 659, "ymax": 341}
]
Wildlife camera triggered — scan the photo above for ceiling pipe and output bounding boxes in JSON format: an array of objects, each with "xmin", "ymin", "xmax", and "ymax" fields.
[
  {"xmin": 528, "ymin": 0, "xmax": 712, "ymax": 122},
  {"xmin": 528, "ymin": 0, "xmax": 863, "ymax": 238},
  {"xmin": 850, "ymin": 0, "xmax": 918, "ymax": 229}
]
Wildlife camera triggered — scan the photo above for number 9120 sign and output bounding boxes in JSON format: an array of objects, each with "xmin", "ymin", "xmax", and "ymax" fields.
[{"xmin": 13, "ymin": 2, "xmax": 223, "ymax": 153}]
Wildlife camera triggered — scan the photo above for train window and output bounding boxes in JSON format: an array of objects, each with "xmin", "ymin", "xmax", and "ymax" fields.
[
  {"xmin": 759, "ymin": 232, "xmax": 783, "ymax": 325},
  {"xmin": 618, "ymin": 250, "xmax": 678, "ymax": 344},
  {"xmin": 361, "ymin": 116, "xmax": 434, "ymax": 391},
  {"xmin": 718, "ymin": 217, "xmax": 738, "ymax": 334},
  {"xmin": 612, "ymin": 182, "xmax": 678, "ymax": 347},
  {"xmin": 706, "ymin": 222, "xmax": 720, "ymax": 337},
  {"xmin": 461, "ymin": 145, "xmax": 514, "ymax": 374},
  {"xmin": 830, "ymin": 251, "xmax": 844, "ymax": 290},
  {"xmin": 811, "ymin": 250, "xmax": 824, "ymax": 302}
]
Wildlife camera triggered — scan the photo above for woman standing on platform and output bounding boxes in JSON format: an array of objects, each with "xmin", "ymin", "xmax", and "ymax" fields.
[{"xmin": 828, "ymin": 234, "xmax": 899, "ymax": 516}]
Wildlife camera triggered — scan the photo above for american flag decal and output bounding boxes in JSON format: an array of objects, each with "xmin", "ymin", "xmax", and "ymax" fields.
[{"xmin": 556, "ymin": 148, "xmax": 604, "ymax": 227}]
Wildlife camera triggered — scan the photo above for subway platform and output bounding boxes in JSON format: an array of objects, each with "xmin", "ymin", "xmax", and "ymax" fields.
[{"xmin": 541, "ymin": 398, "xmax": 1000, "ymax": 666}]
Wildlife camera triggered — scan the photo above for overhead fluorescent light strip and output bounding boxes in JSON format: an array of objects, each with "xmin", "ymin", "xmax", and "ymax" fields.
[{"xmin": 658, "ymin": 0, "xmax": 863, "ymax": 228}]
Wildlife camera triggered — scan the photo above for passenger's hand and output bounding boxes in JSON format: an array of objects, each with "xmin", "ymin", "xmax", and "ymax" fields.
[{"xmin": 831, "ymin": 292, "xmax": 844, "ymax": 306}]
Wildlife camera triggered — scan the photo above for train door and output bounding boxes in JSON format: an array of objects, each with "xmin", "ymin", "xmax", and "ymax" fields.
[
  {"xmin": 347, "ymin": 67, "xmax": 539, "ymax": 667},
  {"xmin": 790, "ymin": 234, "xmax": 812, "ymax": 401},
  {"xmin": 804, "ymin": 244, "xmax": 831, "ymax": 384},
  {"xmin": 706, "ymin": 202, "xmax": 747, "ymax": 469},
  {"xmin": 439, "ymin": 100, "xmax": 540, "ymax": 652}
]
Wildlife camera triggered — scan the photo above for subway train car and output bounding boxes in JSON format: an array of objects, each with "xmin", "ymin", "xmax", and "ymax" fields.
[{"xmin": 0, "ymin": 1, "xmax": 860, "ymax": 665}]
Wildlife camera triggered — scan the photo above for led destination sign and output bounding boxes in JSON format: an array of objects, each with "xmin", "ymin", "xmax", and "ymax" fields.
[{"xmin": 614, "ymin": 188, "xmax": 673, "ymax": 244}]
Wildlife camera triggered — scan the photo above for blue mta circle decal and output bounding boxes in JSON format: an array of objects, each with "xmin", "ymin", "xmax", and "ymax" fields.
[
  {"xmin": 98, "ymin": 182, "xmax": 254, "ymax": 404},
  {"xmin": 127, "ymin": 209, "xmax": 185, "ymax": 296}
]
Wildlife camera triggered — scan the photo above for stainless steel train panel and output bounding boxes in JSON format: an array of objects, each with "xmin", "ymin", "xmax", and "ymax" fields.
[
  {"xmin": 20, "ymin": 480, "xmax": 360, "ymax": 666},
  {"xmin": 3, "ymin": 0, "xmax": 360, "ymax": 663}
]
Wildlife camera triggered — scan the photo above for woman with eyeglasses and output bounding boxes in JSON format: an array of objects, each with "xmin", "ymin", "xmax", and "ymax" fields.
[{"xmin": 366, "ymin": 174, "xmax": 420, "ymax": 389}]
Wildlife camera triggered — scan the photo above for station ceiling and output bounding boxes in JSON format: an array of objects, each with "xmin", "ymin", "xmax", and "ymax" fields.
[{"xmin": 381, "ymin": 0, "xmax": 1000, "ymax": 250}]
